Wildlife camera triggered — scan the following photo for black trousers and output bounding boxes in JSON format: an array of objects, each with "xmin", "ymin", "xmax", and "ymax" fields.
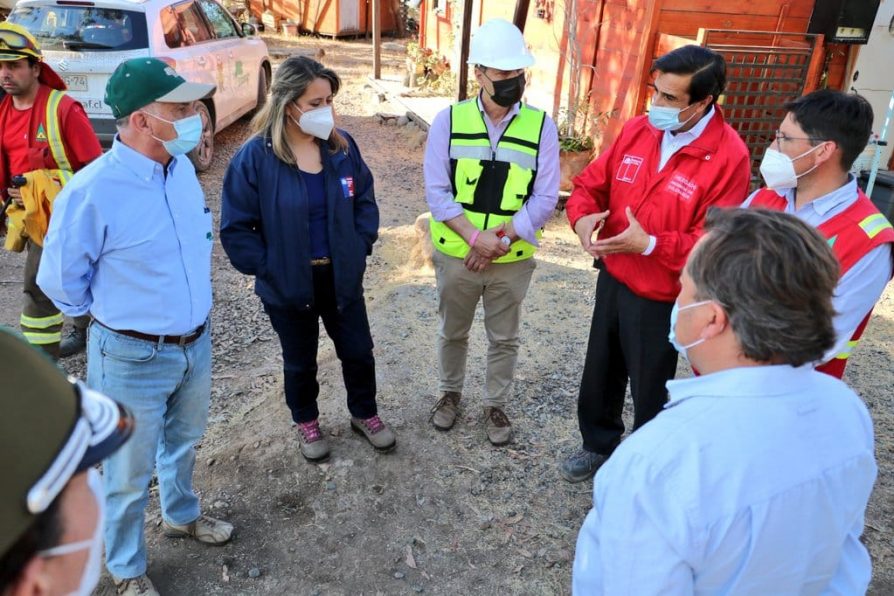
[
  {"xmin": 577, "ymin": 269, "xmax": 678, "ymax": 455},
  {"xmin": 264, "ymin": 265, "xmax": 377, "ymax": 424}
]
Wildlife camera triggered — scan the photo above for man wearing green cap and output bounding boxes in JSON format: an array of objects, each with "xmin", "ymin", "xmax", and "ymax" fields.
[
  {"xmin": 0, "ymin": 21, "xmax": 101, "ymax": 359},
  {"xmin": 0, "ymin": 328, "xmax": 133, "ymax": 596},
  {"xmin": 37, "ymin": 58, "xmax": 229, "ymax": 596}
]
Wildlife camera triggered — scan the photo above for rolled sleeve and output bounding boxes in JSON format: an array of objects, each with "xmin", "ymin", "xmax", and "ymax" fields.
[
  {"xmin": 513, "ymin": 115, "xmax": 560, "ymax": 245},
  {"xmin": 424, "ymin": 109, "xmax": 464, "ymax": 222}
]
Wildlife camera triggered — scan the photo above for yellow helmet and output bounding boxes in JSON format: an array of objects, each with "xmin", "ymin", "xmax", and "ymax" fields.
[{"xmin": 0, "ymin": 22, "xmax": 42, "ymax": 62}]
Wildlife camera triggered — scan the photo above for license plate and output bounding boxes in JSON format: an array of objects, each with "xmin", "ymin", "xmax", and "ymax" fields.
[{"xmin": 62, "ymin": 75, "xmax": 88, "ymax": 92}]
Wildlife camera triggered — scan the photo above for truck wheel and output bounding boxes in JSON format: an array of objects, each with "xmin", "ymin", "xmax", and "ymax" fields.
[{"xmin": 189, "ymin": 101, "xmax": 214, "ymax": 172}]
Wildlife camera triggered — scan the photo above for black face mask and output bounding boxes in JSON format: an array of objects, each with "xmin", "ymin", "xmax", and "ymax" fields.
[{"xmin": 485, "ymin": 72, "xmax": 526, "ymax": 107}]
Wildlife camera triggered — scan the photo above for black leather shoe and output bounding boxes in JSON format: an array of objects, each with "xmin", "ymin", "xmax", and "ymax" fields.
[
  {"xmin": 560, "ymin": 449, "xmax": 608, "ymax": 483},
  {"xmin": 59, "ymin": 326, "xmax": 87, "ymax": 358}
]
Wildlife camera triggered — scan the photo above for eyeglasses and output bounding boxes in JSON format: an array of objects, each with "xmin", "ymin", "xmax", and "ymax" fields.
[
  {"xmin": 774, "ymin": 130, "xmax": 824, "ymax": 144},
  {"xmin": 0, "ymin": 29, "xmax": 40, "ymax": 55}
]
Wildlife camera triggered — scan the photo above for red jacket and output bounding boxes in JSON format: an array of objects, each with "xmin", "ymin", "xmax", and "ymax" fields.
[
  {"xmin": 0, "ymin": 83, "xmax": 101, "ymax": 201},
  {"xmin": 749, "ymin": 188, "xmax": 894, "ymax": 378},
  {"xmin": 566, "ymin": 109, "xmax": 751, "ymax": 302}
]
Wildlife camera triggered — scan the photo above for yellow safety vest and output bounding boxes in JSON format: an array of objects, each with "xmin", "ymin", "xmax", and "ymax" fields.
[{"xmin": 430, "ymin": 99, "xmax": 545, "ymax": 263}]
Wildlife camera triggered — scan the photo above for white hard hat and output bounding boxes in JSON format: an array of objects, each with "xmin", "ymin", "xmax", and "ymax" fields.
[{"xmin": 467, "ymin": 19, "xmax": 535, "ymax": 71}]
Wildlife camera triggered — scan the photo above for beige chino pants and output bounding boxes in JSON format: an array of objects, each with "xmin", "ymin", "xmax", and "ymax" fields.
[{"xmin": 433, "ymin": 250, "xmax": 536, "ymax": 408}]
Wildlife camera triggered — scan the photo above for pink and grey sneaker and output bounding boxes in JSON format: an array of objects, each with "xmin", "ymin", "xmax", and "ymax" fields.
[
  {"xmin": 350, "ymin": 415, "xmax": 397, "ymax": 452},
  {"xmin": 296, "ymin": 419, "xmax": 331, "ymax": 462}
]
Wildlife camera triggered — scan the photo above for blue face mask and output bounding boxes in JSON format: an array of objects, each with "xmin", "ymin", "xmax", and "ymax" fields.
[
  {"xmin": 143, "ymin": 111, "xmax": 203, "ymax": 156},
  {"xmin": 668, "ymin": 299, "xmax": 712, "ymax": 361},
  {"xmin": 648, "ymin": 104, "xmax": 699, "ymax": 132}
]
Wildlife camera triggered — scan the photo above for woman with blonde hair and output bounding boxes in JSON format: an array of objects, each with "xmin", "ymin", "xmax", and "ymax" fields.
[{"xmin": 220, "ymin": 56, "xmax": 395, "ymax": 462}]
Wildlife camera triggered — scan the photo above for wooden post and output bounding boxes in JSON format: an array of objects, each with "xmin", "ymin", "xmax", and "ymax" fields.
[
  {"xmin": 457, "ymin": 0, "xmax": 474, "ymax": 101},
  {"xmin": 372, "ymin": 0, "xmax": 382, "ymax": 79},
  {"xmin": 513, "ymin": 0, "xmax": 531, "ymax": 32}
]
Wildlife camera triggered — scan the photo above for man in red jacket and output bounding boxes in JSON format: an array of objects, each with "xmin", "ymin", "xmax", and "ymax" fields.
[
  {"xmin": 0, "ymin": 22, "xmax": 101, "ymax": 359},
  {"xmin": 561, "ymin": 45, "xmax": 751, "ymax": 483},
  {"xmin": 745, "ymin": 90, "xmax": 893, "ymax": 379}
]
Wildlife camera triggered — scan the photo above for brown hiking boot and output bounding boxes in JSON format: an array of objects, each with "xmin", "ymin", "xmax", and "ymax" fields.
[
  {"xmin": 430, "ymin": 391, "xmax": 461, "ymax": 430},
  {"xmin": 296, "ymin": 419, "xmax": 331, "ymax": 462},
  {"xmin": 350, "ymin": 415, "xmax": 397, "ymax": 452},
  {"xmin": 483, "ymin": 407, "xmax": 512, "ymax": 446}
]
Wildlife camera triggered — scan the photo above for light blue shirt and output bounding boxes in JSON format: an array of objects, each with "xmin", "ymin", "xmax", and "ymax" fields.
[
  {"xmin": 658, "ymin": 105, "xmax": 715, "ymax": 171},
  {"xmin": 743, "ymin": 177, "xmax": 893, "ymax": 362},
  {"xmin": 573, "ymin": 365, "xmax": 876, "ymax": 595},
  {"xmin": 38, "ymin": 138, "xmax": 213, "ymax": 335}
]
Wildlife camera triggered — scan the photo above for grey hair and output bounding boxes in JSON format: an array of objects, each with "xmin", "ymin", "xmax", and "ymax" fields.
[
  {"xmin": 250, "ymin": 56, "xmax": 347, "ymax": 163},
  {"xmin": 687, "ymin": 208, "xmax": 839, "ymax": 366}
]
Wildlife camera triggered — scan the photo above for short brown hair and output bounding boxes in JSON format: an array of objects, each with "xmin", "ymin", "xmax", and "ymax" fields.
[{"xmin": 687, "ymin": 208, "xmax": 839, "ymax": 366}]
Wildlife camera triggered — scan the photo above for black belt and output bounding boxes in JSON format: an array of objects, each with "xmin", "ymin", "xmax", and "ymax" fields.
[{"xmin": 94, "ymin": 319, "xmax": 206, "ymax": 346}]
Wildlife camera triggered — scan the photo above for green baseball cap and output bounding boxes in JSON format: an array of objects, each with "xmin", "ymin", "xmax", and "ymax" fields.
[
  {"xmin": 105, "ymin": 57, "xmax": 215, "ymax": 119},
  {"xmin": 0, "ymin": 328, "xmax": 134, "ymax": 558}
]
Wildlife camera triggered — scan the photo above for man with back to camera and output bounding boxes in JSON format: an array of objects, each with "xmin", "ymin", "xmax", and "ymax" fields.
[
  {"xmin": 0, "ymin": 22, "xmax": 100, "ymax": 359},
  {"xmin": 573, "ymin": 208, "xmax": 877, "ymax": 594},
  {"xmin": 424, "ymin": 18, "xmax": 559, "ymax": 446},
  {"xmin": 561, "ymin": 45, "xmax": 751, "ymax": 483},
  {"xmin": 745, "ymin": 89, "xmax": 894, "ymax": 379},
  {"xmin": 0, "ymin": 327, "xmax": 133, "ymax": 596},
  {"xmin": 37, "ymin": 58, "xmax": 232, "ymax": 596}
]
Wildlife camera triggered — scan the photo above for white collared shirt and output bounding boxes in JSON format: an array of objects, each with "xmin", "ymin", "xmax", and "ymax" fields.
[{"xmin": 573, "ymin": 365, "xmax": 876, "ymax": 595}]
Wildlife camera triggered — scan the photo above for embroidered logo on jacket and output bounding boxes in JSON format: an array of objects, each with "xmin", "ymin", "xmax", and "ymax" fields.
[
  {"xmin": 616, "ymin": 155, "xmax": 643, "ymax": 184},
  {"xmin": 35, "ymin": 124, "xmax": 47, "ymax": 142},
  {"xmin": 666, "ymin": 173, "xmax": 697, "ymax": 201}
]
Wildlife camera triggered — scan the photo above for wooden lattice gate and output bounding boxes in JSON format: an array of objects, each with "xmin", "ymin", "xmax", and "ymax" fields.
[{"xmin": 698, "ymin": 29, "xmax": 826, "ymax": 185}]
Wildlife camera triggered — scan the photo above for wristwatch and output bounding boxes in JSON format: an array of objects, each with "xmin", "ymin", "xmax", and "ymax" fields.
[{"xmin": 495, "ymin": 228, "xmax": 512, "ymax": 246}]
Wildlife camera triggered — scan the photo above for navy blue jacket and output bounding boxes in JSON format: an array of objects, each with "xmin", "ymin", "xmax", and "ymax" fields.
[{"xmin": 220, "ymin": 131, "xmax": 378, "ymax": 311}]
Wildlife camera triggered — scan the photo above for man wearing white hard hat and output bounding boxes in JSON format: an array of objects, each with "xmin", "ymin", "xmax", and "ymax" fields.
[{"xmin": 424, "ymin": 18, "xmax": 559, "ymax": 445}]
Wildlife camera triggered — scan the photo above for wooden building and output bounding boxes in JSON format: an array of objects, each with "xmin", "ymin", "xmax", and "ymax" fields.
[
  {"xmin": 248, "ymin": 0, "xmax": 400, "ymax": 37},
  {"xmin": 419, "ymin": 0, "xmax": 862, "ymax": 165}
]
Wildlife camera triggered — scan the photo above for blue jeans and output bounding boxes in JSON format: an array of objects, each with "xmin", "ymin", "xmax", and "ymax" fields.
[{"xmin": 87, "ymin": 322, "xmax": 212, "ymax": 579}]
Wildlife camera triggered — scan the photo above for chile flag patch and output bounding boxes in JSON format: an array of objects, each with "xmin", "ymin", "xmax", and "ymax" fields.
[{"xmin": 340, "ymin": 176, "xmax": 355, "ymax": 199}]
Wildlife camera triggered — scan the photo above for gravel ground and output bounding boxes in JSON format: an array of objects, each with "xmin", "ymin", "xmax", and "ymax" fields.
[{"xmin": 0, "ymin": 34, "xmax": 892, "ymax": 595}]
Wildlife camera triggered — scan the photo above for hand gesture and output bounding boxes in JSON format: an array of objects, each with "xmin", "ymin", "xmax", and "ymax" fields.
[
  {"xmin": 592, "ymin": 207, "xmax": 650, "ymax": 257},
  {"xmin": 574, "ymin": 210, "xmax": 610, "ymax": 258}
]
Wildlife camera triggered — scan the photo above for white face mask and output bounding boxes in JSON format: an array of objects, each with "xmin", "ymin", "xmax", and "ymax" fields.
[
  {"xmin": 759, "ymin": 144, "xmax": 824, "ymax": 191},
  {"xmin": 290, "ymin": 104, "xmax": 335, "ymax": 140},
  {"xmin": 38, "ymin": 468, "xmax": 105, "ymax": 596},
  {"xmin": 668, "ymin": 300, "xmax": 713, "ymax": 362}
]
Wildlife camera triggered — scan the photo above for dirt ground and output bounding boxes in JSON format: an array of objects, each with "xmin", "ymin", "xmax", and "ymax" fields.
[{"xmin": 2, "ymin": 34, "xmax": 893, "ymax": 595}]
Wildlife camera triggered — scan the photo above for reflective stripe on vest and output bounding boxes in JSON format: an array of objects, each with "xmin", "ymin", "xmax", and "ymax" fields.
[
  {"xmin": 430, "ymin": 99, "xmax": 545, "ymax": 263},
  {"xmin": 45, "ymin": 90, "xmax": 74, "ymax": 179},
  {"xmin": 859, "ymin": 212, "xmax": 893, "ymax": 239}
]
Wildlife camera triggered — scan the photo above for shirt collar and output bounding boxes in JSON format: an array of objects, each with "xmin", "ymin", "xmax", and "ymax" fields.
[
  {"xmin": 665, "ymin": 364, "xmax": 817, "ymax": 408},
  {"xmin": 476, "ymin": 94, "xmax": 520, "ymax": 125},
  {"xmin": 663, "ymin": 104, "xmax": 715, "ymax": 144},
  {"xmin": 780, "ymin": 175, "xmax": 859, "ymax": 216},
  {"xmin": 110, "ymin": 136, "xmax": 178, "ymax": 182}
]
